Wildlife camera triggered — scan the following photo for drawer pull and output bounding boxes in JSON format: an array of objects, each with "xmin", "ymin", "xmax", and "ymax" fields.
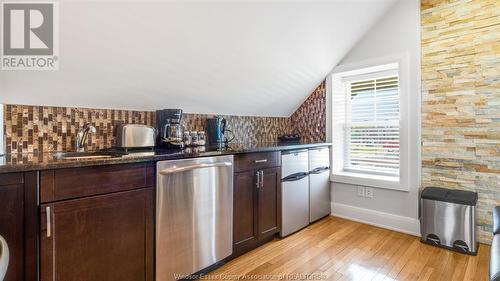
[
  {"xmin": 255, "ymin": 159, "xmax": 268, "ymax": 163},
  {"xmin": 46, "ymin": 206, "xmax": 51, "ymax": 238}
]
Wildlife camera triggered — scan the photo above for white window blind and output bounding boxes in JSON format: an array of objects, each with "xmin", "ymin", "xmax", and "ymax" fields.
[{"xmin": 344, "ymin": 76, "xmax": 400, "ymax": 176}]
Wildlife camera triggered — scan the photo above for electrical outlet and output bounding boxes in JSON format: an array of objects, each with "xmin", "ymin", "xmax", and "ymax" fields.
[
  {"xmin": 365, "ymin": 187, "xmax": 373, "ymax": 198},
  {"xmin": 357, "ymin": 186, "xmax": 365, "ymax": 197}
]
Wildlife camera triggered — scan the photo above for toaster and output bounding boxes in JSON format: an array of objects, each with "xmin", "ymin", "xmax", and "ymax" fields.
[{"xmin": 115, "ymin": 124, "xmax": 155, "ymax": 149}]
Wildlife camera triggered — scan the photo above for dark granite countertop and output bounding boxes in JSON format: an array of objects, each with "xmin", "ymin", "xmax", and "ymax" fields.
[{"xmin": 0, "ymin": 142, "xmax": 331, "ymax": 174}]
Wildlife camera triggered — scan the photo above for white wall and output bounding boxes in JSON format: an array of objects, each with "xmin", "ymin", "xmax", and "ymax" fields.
[
  {"xmin": 0, "ymin": 0, "xmax": 396, "ymax": 117},
  {"xmin": 328, "ymin": 0, "xmax": 421, "ymax": 236}
]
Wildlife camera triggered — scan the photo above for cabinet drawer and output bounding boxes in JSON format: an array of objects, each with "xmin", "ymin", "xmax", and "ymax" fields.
[
  {"xmin": 0, "ymin": 173, "xmax": 23, "ymax": 186},
  {"xmin": 234, "ymin": 152, "xmax": 280, "ymax": 172},
  {"xmin": 40, "ymin": 163, "xmax": 154, "ymax": 203}
]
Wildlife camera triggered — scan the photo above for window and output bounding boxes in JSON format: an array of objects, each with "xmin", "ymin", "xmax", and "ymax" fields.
[
  {"xmin": 345, "ymin": 76, "xmax": 399, "ymax": 177},
  {"xmin": 330, "ymin": 62, "xmax": 410, "ymax": 191}
]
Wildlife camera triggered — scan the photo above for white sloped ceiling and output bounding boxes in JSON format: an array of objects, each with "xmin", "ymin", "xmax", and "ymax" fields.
[{"xmin": 0, "ymin": 0, "xmax": 396, "ymax": 117}]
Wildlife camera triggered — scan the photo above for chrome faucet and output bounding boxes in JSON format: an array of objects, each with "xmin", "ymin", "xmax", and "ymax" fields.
[{"xmin": 76, "ymin": 123, "xmax": 96, "ymax": 152}]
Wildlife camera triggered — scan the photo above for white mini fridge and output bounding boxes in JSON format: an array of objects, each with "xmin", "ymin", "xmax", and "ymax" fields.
[
  {"xmin": 280, "ymin": 150, "xmax": 309, "ymax": 237},
  {"xmin": 308, "ymin": 147, "xmax": 331, "ymax": 222}
]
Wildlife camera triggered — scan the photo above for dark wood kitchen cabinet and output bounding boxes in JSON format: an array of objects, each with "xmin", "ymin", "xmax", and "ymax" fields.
[
  {"xmin": 258, "ymin": 167, "xmax": 280, "ymax": 238},
  {"xmin": 233, "ymin": 152, "xmax": 281, "ymax": 257},
  {"xmin": 39, "ymin": 164, "xmax": 154, "ymax": 281},
  {"xmin": 233, "ymin": 170, "xmax": 258, "ymax": 250},
  {"xmin": 0, "ymin": 172, "xmax": 38, "ymax": 281}
]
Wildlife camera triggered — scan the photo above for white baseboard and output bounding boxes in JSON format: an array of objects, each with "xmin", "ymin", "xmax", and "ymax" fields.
[{"xmin": 330, "ymin": 202, "xmax": 421, "ymax": 237}]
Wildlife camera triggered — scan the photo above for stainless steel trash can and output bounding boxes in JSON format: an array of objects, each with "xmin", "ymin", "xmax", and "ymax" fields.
[{"xmin": 420, "ymin": 187, "xmax": 478, "ymax": 255}]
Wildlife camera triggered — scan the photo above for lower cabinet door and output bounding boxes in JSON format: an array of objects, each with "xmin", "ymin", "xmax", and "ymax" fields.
[
  {"xmin": 258, "ymin": 167, "xmax": 281, "ymax": 239},
  {"xmin": 233, "ymin": 170, "xmax": 258, "ymax": 253},
  {"xmin": 0, "ymin": 172, "xmax": 37, "ymax": 281},
  {"xmin": 0, "ymin": 183, "xmax": 24, "ymax": 281},
  {"xmin": 40, "ymin": 188, "xmax": 153, "ymax": 281}
]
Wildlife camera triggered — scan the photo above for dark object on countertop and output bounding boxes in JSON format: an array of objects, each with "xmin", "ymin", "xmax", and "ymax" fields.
[
  {"xmin": 490, "ymin": 207, "xmax": 500, "ymax": 281},
  {"xmin": 206, "ymin": 116, "xmax": 234, "ymax": 147},
  {"xmin": 278, "ymin": 134, "xmax": 301, "ymax": 144},
  {"xmin": 420, "ymin": 187, "xmax": 478, "ymax": 255}
]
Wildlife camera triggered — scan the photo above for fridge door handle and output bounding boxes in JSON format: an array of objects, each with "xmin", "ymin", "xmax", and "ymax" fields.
[
  {"xmin": 309, "ymin": 167, "xmax": 330, "ymax": 174},
  {"xmin": 281, "ymin": 172, "xmax": 308, "ymax": 182}
]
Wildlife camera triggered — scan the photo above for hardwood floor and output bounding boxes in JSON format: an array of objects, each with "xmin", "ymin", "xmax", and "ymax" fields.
[{"xmin": 210, "ymin": 216, "xmax": 490, "ymax": 281}]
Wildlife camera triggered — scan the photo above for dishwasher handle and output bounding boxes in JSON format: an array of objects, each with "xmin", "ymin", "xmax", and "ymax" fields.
[{"xmin": 159, "ymin": 162, "xmax": 233, "ymax": 175}]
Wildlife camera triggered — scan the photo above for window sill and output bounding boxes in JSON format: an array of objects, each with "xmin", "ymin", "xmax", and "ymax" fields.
[{"xmin": 331, "ymin": 171, "xmax": 408, "ymax": 191}]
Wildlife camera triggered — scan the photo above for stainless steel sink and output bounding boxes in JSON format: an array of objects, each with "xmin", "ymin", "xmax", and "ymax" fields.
[{"xmin": 54, "ymin": 151, "xmax": 121, "ymax": 160}]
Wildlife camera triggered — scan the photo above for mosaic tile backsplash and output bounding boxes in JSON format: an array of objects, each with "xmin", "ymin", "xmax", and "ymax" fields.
[
  {"xmin": 3, "ymin": 82, "xmax": 326, "ymax": 154},
  {"xmin": 291, "ymin": 81, "xmax": 326, "ymax": 143},
  {"xmin": 182, "ymin": 114, "xmax": 293, "ymax": 144},
  {"xmin": 421, "ymin": 0, "xmax": 500, "ymax": 243},
  {"xmin": 3, "ymin": 105, "xmax": 155, "ymax": 154}
]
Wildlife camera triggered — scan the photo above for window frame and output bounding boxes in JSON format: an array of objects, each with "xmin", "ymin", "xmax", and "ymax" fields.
[{"xmin": 330, "ymin": 59, "xmax": 410, "ymax": 191}]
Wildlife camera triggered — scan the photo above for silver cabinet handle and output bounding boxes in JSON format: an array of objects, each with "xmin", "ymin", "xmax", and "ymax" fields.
[
  {"xmin": 260, "ymin": 171, "xmax": 264, "ymax": 188},
  {"xmin": 256, "ymin": 171, "xmax": 260, "ymax": 188},
  {"xmin": 160, "ymin": 162, "xmax": 233, "ymax": 175},
  {"xmin": 46, "ymin": 206, "xmax": 51, "ymax": 238},
  {"xmin": 255, "ymin": 159, "xmax": 268, "ymax": 163},
  {"xmin": 0, "ymin": 235, "xmax": 9, "ymax": 281}
]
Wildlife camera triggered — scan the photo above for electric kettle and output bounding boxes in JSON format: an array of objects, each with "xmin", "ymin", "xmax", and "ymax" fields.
[{"xmin": 206, "ymin": 116, "xmax": 233, "ymax": 147}]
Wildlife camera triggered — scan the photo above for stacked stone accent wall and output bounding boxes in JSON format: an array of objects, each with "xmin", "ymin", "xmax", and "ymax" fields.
[{"xmin": 421, "ymin": 0, "xmax": 500, "ymax": 243}]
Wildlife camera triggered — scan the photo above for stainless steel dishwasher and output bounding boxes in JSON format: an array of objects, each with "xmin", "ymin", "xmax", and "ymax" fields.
[{"xmin": 156, "ymin": 155, "xmax": 233, "ymax": 281}]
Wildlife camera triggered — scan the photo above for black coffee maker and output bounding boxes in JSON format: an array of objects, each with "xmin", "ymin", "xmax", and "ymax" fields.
[
  {"xmin": 156, "ymin": 109, "xmax": 184, "ymax": 148},
  {"xmin": 206, "ymin": 116, "xmax": 232, "ymax": 147}
]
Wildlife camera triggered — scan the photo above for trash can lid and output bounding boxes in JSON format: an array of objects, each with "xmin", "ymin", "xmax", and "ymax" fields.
[{"xmin": 421, "ymin": 187, "xmax": 477, "ymax": 206}]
